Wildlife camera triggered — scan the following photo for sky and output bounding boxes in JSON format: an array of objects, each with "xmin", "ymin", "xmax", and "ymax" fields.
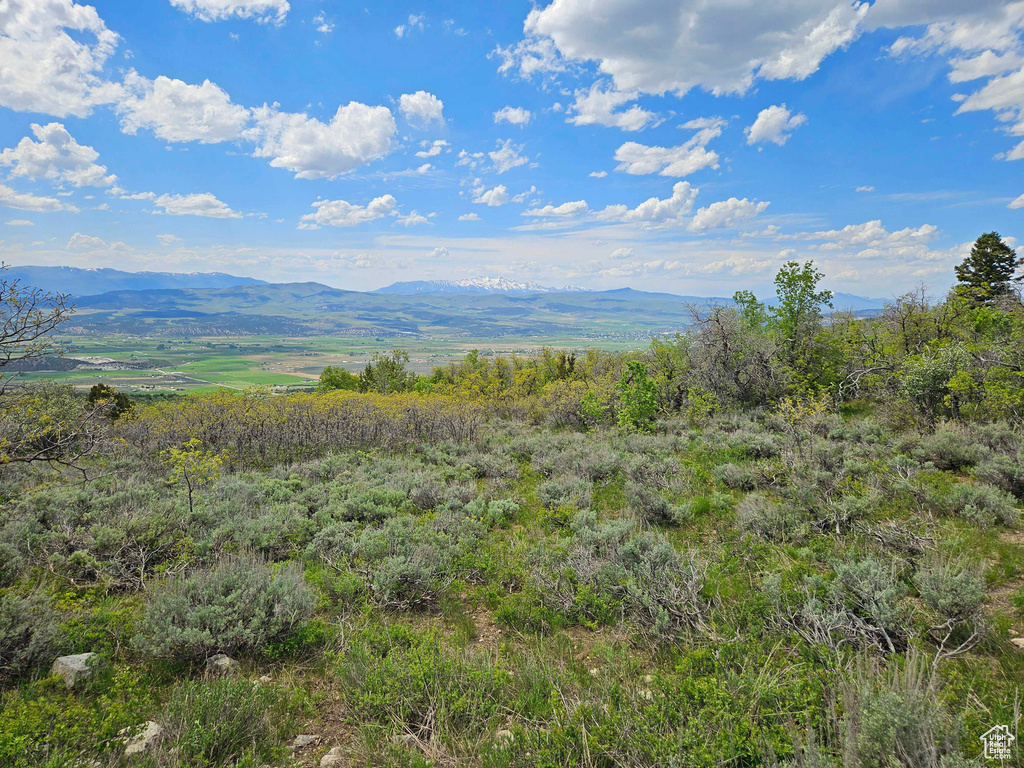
[{"xmin": 0, "ymin": 0, "xmax": 1023, "ymax": 298}]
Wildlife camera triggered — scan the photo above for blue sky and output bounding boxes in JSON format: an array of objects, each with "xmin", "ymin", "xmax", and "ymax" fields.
[{"xmin": 0, "ymin": 0, "xmax": 1022, "ymax": 297}]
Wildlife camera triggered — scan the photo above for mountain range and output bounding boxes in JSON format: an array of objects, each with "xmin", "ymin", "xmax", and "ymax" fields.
[{"xmin": 7, "ymin": 265, "xmax": 890, "ymax": 339}]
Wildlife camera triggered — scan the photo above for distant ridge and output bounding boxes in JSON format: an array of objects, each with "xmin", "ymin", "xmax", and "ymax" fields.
[
  {"xmin": 374, "ymin": 276, "xmax": 590, "ymax": 295},
  {"xmin": 3, "ymin": 265, "xmax": 266, "ymax": 297}
]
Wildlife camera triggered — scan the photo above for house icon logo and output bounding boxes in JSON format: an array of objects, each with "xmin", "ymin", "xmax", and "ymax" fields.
[{"xmin": 981, "ymin": 725, "xmax": 1015, "ymax": 760}]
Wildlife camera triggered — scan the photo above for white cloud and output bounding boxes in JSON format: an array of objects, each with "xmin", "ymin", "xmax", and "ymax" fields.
[
  {"xmin": 745, "ymin": 104, "xmax": 808, "ymax": 146},
  {"xmin": 494, "ymin": 106, "xmax": 534, "ymax": 126},
  {"xmin": 613, "ymin": 117, "xmax": 724, "ymax": 176},
  {"xmin": 0, "ymin": 183, "xmax": 74, "ymax": 212},
  {"xmin": 473, "ymin": 185, "xmax": 510, "ymax": 206},
  {"xmin": 610, "ymin": 247, "xmax": 633, "ymax": 259},
  {"xmin": 427, "ymin": 246, "xmax": 449, "ymax": 258},
  {"xmin": 0, "ymin": 123, "xmax": 116, "ymax": 187},
  {"xmin": 0, "ymin": 0, "xmax": 122, "ymax": 117},
  {"xmin": 168, "ymin": 0, "xmax": 289, "ymax": 24},
  {"xmin": 394, "ymin": 13, "xmax": 425, "ymax": 38},
  {"xmin": 492, "ymin": 37, "xmax": 566, "ymax": 81},
  {"xmin": 157, "ymin": 233, "xmax": 183, "ymax": 245},
  {"xmin": 598, "ymin": 181, "xmax": 699, "ymax": 225},
  {"xmin": 118, "ymin": 71, "xmax": 252, "ymax": 143},
  {"xmin": 399, "ymin": 91, "xmax": 445, "ymax": 129},
  {"xmin": 886, "ymin": 3, "xmax": 1024, "ymax": 161},
  {"xmin": 5, "ymin": 219, "xmax": 34, "ymax": 226},
  {"xmin": 458, "ymin": 212, "xmax": 480, "ymax": 221},
  {"xmin": 415, "ymin": 139, "xmax": 449, "ymax": 157},
  {"xmin": 397, "ymin": 211, "xmax": 431, "ymax": 226},
  {"xmin": 524, "ymin": 200, "xmax": 589, "ymax": 217},
  {"xmin": 1010, "ymin": 193, "xmax": 1024, "ymax": 209},
  {"xmin": 67, "ymin": 232, "xmax": 131, "ymax": 251},
  {"xmin": 688, "ymin": 198, "xmax": 770, "ymax": 231},
  {"xmin": 313, "ymin": 12, "xmax": 334, "ymax": 34},
  {"xmin": 512, "ymin": 0, "xmax": 868, "ymax": 96},
  {"xmin": 856, "ymin": 185, "xmax": 875, "ymax": 192},
  {"xmin": 489, "ymin": 139, "xmax": 529, "ymax": 173},
  {"xmin": 299, "ymin": 194, "xmax": 397, "ymax": 229},
  {"xmin": 252, "ymin": 102, "xmax": 397, "ymax": 178},
  {"xmin": 566, "ymin": 82, "xmax": 657, "ymax": 131},
  {"xmin": 589, "ymin": 170, "xmax": 608, "ymax": 178},
  {"xmin": 155, "ymin": 192, "xmax": 242, "ymax": 218}
]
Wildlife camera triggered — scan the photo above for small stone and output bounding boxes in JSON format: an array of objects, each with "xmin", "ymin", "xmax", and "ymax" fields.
[
  {"xmin": 1010, "ymin": 637, "xmax": 1024, "ymax": 650},
  {"xmin": 51, "ymin": 653, "xmax": 98, "ymax": 689},
  {"xmin": 494, "ymin": 729, "xmax": 514, "ymax": 745},
  {"xmin": 640, "ymin": 689, "xmax": 653, "ymax": 701},
  {"xmin": 589, "ymin": 667, "xmax": 598, "ymax": 676},
  {"xmin": 121, "ymin": 721, "xmax": 164, "ymax": 757},
  {"xmin": 205, "ymin": 653, "xmax": 237, "ymax": 674},
  {"xmin": 289, "ymin": 734, "xmax": 319, "ymax": 749},
  {"xmin": 320, "ymin": 746, "xmax": 345, "ymax": 767},
  {"xmin": 643, "ymin": 674, "xmax": 653, "ymax": 684},
  {"xmin": 257, "ymin": 674, "xmax": 273, "ymax": 684}
]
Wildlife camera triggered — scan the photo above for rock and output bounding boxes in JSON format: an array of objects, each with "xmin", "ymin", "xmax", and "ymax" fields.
[
  {"xmin": 205, "ymin": 653, "xmax": 237, "ymax": 674},
  {"xmin": 121, "ymin": 721, "xmax": 164, "ymax": 757},
  {"xmin": 1010, "ymin": 637, "xmax": 1024, "ymax": 650},
  {"xmin": 320, "ymin": 746, "xmax": 345, "ymax": 767},
  {"xmin": 257, "ymin": 674, "xmax": 273, "ymax": 684},
  {"xmin": 640, "ymin": 689, "xmax": 654, "ymax": 701},
  {"xmin": 494, "ymin": 729, "xmax": 514, "ymax": 745},
  {"xmin": 289, "ymin": 734, "xmax": 320, "ymax": 749},
  {"xmin": 51, "ymin": 653, "xmax": 98, "ymax": 689},
  {"xmin": 643, "ymin": 674, "xmax": 653, "ymax": 684}
]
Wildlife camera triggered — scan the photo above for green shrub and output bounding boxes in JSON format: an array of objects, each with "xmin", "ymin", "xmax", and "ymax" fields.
[
  {"xmin": 537, "ymin": 475, "xmax": 592, "ymax": 510},
  {"xmin": 938, "ymin": 482, "xmax": 1019, "ymax": 526},
  {"xmin": 974, "ymin": 450, "xmax": 1024, "ymax": 499},
  {"xmin": 153, "ymin": 677, "xmax": 301, "ymax": 767},
  {"xmin": 625, "ymin": 481, "xmax": 685, "ymax": 525},
  {"xmin": 0, "ymin": 592, "xmax": 67, "ymax": 682},
  {"xmin": 737, "ymin": 493, "xmax": 806, "ymax": 542},
  {"xmin": 134, "ymin": 556, "xmax": 313, "ymax": 661},
  {"xmin": 913, "ymin": 428, "xmax": 988, "ymax": 471}
]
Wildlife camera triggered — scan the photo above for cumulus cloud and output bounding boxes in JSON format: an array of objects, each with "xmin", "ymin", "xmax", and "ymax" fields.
[
  {"xmin": 886, "ymin": 3, "xmax": 1024, "ymax": 161},
  {"xmin": 458, "ymin": 212, "xmax": 481, "ymax": 221},
  {"xmin": 5, "ymin": 219, "xmax": 33, "ymax": 226},
  {"xmin": 504, "ymin": 0, "xmax": 868, "ymax": 96},
  {"xmin": 415, "ymin": 139, "xmax": 449, "ymax": 158},
  {"xmin": 67, "ymin": 232, "xmax": 131, "ymax": 251},
  {"xmin": 299, "ymin": 194, "xmax": 398, "ymax": 229},
  {"xmin": 566, "ymin": 82, "xmax": 657, "ymax": 131},
  {"xmin": 1010, "ymin": 193, "xmax": 1024, "ymax": 209},
  {"xmin": 745, "ymin": 104, "xmax": 808, "ymax": 146},
  {"xmin": 494, "ymin": 106, "xmax": 533, "ymax": 126},
  {"xmin": 0, "ymin": 183, "xmax": 75, "ymax": 212},
  {"xmin": 589, "ymin": 170, "xmax": 608, "ymax": 178},
  {"xmin": 394, "ymin": 13, "xmax": 425, "ymax": 38},
  {"xmin": 155, "ymin": 192, "xmax": 242, "ymax": 218},
  {"xmin": 473, "ymin": 185, "xmax": 510, "ymax": 206},
  {"xmin": 598, "ymin": 181, "xmax": 699, "ymax": 224},
  {"xmin": 610, "ymin": 247, "xmax": 634, "ymax": 259},
  {"xmin": 856, "ymin": 185, "xmax": 875, "ymax": 192},
  {"xmin": 612, "ymin": 117, "xmax": 724, "ymax": 176},
  {"xmin": 118, "ymin": 71, "xmax": 252, "ymax": 143},
  {"xmin": 252, "ymin": 103, "xmax": 397, "ymax": 178},
  {"xmin": 399, "ymin": 91, "xmax": 445, "ymax": 129},
  {"xmin": 688, "ymin": 198, "xmax": 770, "ymax": 232},
  {"xmin": 0, "ymin": 0, "xmax": 122, "ymax": 117},
  {"xmin": 313, "ymin": 12, "xmax": 334, "ymax": 34},
  {"xmin": 157, "ymin": 233, "xmax": 183, "ymax": 245},
  {"xmin": 809, "ymin": 220, "xmax": 939, "ymax": 251},
  {"xmin": 523, "ymin": 200, "xmax": 589, "ymax": 217},
  {"xmin": 427, "ymin": 246, "xmax": 449, "ymax": 258},
  {"xmin": 168, "ymin": 0, "xmax": 289, "ymax": 24},
  {"xmin": 0, "ymin": 123, "xmax": 116, "ymax": 187},
  {"xmin": 489, "ymin": 139, "xmax": 530, "ymax": 173}
]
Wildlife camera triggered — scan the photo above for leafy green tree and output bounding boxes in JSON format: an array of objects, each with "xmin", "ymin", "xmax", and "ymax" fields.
[
  {"xmin": 616, "ymin": 361, "xmax": 657, "ymax": 432},
  {"xmin": 161, "ymin": 438, "xmax": 226, "ymax": 515},
  {"xmin": 360, "ymin": 350, "xmax": 417, "ymax": 394},
  {"xmin": 317, "ymin": 365, "xmax": 359, "ymax": 392},
  {"xmin": 954, "ymin": 231, "xmax": 1022, "ymax": 302},
  {"xmin": 86, "ymin": 383, "xmax": 134, "ymax": 419},
  {"xmin": 768, "ymin": 260, "xmax": 836, "ymax": 393}
]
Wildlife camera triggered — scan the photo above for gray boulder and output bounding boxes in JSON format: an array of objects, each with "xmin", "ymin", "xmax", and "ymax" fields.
[
  {"xmin": 51, "ymin": 653, "xmax": 98, "ymax": 689},
  {"xmin": 205, "ymin": 653, "xmax": 237, "ymax": 674},
  {"xmin": 320, "ymin": 746, "xmax": 345, "ymax": 766},
  {"xmin": 121, "ymin": 721, "xmax": 164, "ymax": 757}
]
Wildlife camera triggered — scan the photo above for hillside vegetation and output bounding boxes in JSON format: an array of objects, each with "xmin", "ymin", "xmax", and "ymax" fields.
[{"xmin": 2, "ymin": 241, "xmax": 1024, "ymax": 767}]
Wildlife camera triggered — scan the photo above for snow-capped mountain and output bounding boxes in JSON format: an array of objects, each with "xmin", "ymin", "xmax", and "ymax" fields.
[{"xmin": 373, "ymin": 277, "xmax": 591, "ymax": 295}]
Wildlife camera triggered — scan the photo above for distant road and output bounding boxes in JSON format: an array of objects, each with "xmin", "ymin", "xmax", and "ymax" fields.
[{"xmin": 152, "ymin": 369, "xmax": 245, "ymax": 391}]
